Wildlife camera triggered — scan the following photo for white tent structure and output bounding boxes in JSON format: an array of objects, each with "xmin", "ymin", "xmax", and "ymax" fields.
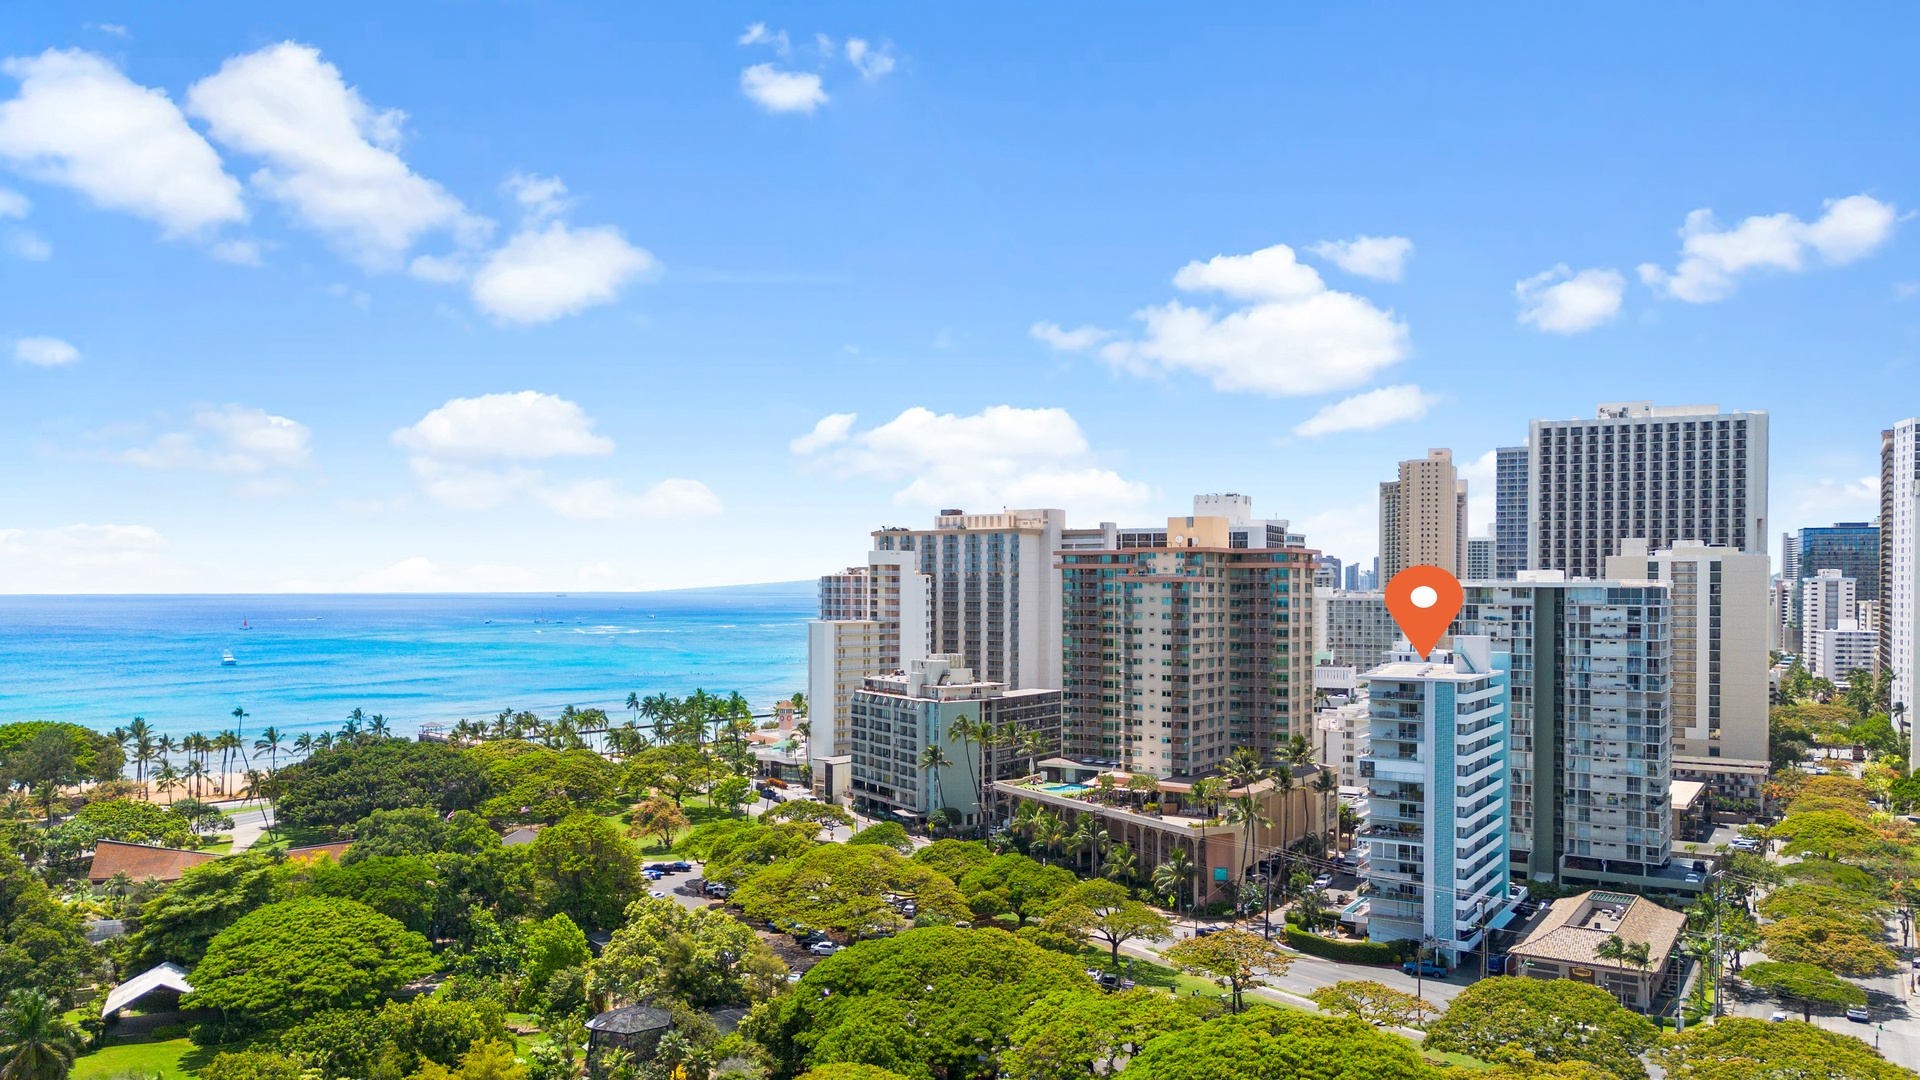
[{"xmin": 99, "ymin": 962, "xmax": 194, "ymax": 1019}]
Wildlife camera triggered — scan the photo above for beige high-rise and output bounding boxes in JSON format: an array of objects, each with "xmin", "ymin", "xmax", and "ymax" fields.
[{"xmin": 1379, "ymin": 448, "xmax": 1467, "ymax": 581}]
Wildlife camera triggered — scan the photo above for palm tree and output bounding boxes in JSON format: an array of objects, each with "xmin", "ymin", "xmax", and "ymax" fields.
[
  {"xmin": 1094, "ymin": 773, "xmax": 1118, "ymax": 805},
  {"xmin": 1225, "ymin": 795, "xmax": 1272, "ymax": 894},
  {"xmin": 1125, "ymin": 772, "xmax": 1161, "ymax": 811},
  {"xmin": 1272, "ymin": 766, "xmax": 1297, "ymax": 873},
  {"xmin": 1312, "ymin": 770, "xmax": 1339, "ymax": 853},
  {"xmin": 1033, "ymin": 812, "xmax": 1069, "ymax": 867},
  {"xmin": 1103, "ymin": 842, "xmax": 1138, "ymax": 885},
  {"xmin": 215, "ymin": 730, "xmax": 243, "ymax": 794},
  {"xmin": 0, "ymin": 988, "xmax": 82, "ymax": 1080},
  {"xmin": 367, "ymin": 714, "xmax": 391, "ymax": 739},
  {"xmin": 313, "ymin": 732, "xmax": 334, "ymax": 751},
  {"xmin": 947, "ymin": 713, "xmax": 986, "ymax": 835},
  {"xmin": 1153, "ymin": 846, "xmax": 1197, "ymax": 930},
  {"xmin": 152, "ymin": 761, "xmax": 180, "ymax": 804},
  {"xmin": 230, "ymin": 704, "xmax": 250, "ymax": 749},
  {"xmin": 919, "ymin": 743, "xmax": 953, "ymax": 820},
  {"xmin": 156, "ymin": 734, "xmax": 177, "ymax": 773},
  {"xmin": 184, "ymin": 758, "xmax": 209, "ymax": 801},
  {"xmin": 1019, "ymin": 730, "xmax": 1051, "ymax": 779},
  {"xmin": 254, "ymin": 727, "xmax": 284, "ymax": 774},
  {"xmin": 292, "ymin": 731, "xmax": 314, "ymax": 758},
  {"xmin": 1190, "ymin": 777, "xmax": 1228, "ymax": 818},
  {"xmin": 342, "ymin": 709, "xmax": 365, "ymax": 740},
  {"xmin": 625, "ymin": 691, "xmax": 643, "ymax": 738},
  {"xmin": 1072, "ymin": 816, "xmax": 1110, "ymax": 877}
]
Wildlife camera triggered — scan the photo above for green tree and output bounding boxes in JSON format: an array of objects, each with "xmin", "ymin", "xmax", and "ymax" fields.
[
  {"xmin": 762, "ymin": 799, "xmax": 857, "ymax": 836},
  {"xmin": 411, "ymin": 1039, "xmax": 527, "ymax": 1080},
  {"xmin": 128, "ymin": 850, "xmax": 287, "ymax": 968},
  {"xmin": 848, "ymin": 821, "xmax": 913, "ymax": 853},
  {"xmin": 1116, "ymin": 1005, "xmax": 1437, "ymax": 1080},
  {"xmin": 1048, "ymin": 880, "xmax": 1171, "ymax": 970},
  {"xmin": 44, "ymin": 797, "xmax": 189, "ymax": 859},
  {"xmin": 747, "ymin": 927, "xmax": 1092, "ymax": 1079},
  {"xmin": 956, "ymin": 853, "xmax": 1077, "ymax": 927},
  {"xmin": 595, "ymin": 895, "xmax": 787, "ymax": 1006},
  {"xmin": 473, "ymin": 745, "xmax": 620, "ymax": 825},
  {"xmin": 301, "ymin": 855, "xmax": 440, "ymax": 936},
  {"xmin": 733, "ymin": 843, "xmax": 969, "ymax": 938},
  {"xmin": 626, "ymin": 795, "xmax": 691, "ymax": 851},
  {"xmin": 1161, "ymin": 928, "xmax": 1294, "ymax": 1014},
  {"xmin": 525, "ymin": 812, "xmax": 644, "ymax": 931},
  {"xmin": 199, "ymin": 1050, "xmax": 306, "ymax": 1080},
  {"xmin": 274, "ymin": 739, "xmax": 491, "ymax": 829},
  {"xmin": 795, "ymin": 1067, "xmax": 912, "ymax": 1080},
  {"xmin": 0, "ymin": 851, "xmax": 95, "ymax": 1003},
  {"xmin": 0, "ymin": 989, "xmax": 81, "ymax": 1080},
  {"xmin": 1003, "ymin": 988, "xmax": 1216, "ymax": 1080},
  {"xmin": 911, "ymin": 839, "xmax": 994, "ymax": 881},
  {"xmin": 184, "ymin": 897, "xmax": 438, "ymax": 1029},
  {"xmin": 346, "ymin": 808, "xmax": 501, "ymax": 861},
  {"xmin": 1654, "ymin": 1016, "xmax": 1910, "ymax": 1080},
  {"xmin": 519, "ymin": 914, "xmax": 591, "ymax": 1000},
  {"xmin": 1740, "ymin": 961, "xmax": 1867, "ymax": 1021},
  {"xmin": 1424, "ymin": 979, "xmax": 1658, "ymax": 1080},
  {"xmin": 1759, "ymin": 914, "xmax": 1899, "ymax": 976},
  {"xmin": 1309, "ymin": 980, "xmax": 1433, "ymax": 1029}
]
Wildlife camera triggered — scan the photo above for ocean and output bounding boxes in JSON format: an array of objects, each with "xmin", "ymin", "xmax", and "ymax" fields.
[{"xmin": 0, "ymin": 584, "xmax": 813, "ymax": 742}]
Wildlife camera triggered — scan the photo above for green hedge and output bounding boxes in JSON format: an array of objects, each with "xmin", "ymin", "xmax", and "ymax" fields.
[{"xmin": 1283, "ymin": 927, "xmax": 1415, "ymax": 965}]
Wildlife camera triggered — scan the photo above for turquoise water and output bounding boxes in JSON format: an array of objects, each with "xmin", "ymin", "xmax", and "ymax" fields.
[{"xmin": 0, "ymin": 584, "xmax": 812, "ymax": 742}]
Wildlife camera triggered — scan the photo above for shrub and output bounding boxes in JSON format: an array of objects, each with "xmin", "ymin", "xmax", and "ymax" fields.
[{"xmin": 1282, "ymin": 927, "xmax": 1414, "ymax": 965}]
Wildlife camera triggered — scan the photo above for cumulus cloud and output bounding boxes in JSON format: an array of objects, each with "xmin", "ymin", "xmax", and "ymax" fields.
[
  {"xmin": 794, "ymin": 404, "xmax": 1149, "ymax": 516},
  {"xmin": 1292, "ymin": 384, "xmax": 1438, "ymax": 437},
  {"xmin": 470, "ymin": 221, "xmax": 657, "ymax": 324},
  {"xmin": 741, "ymin": 65, "xmax": 827, "ymax": 114},
  {"xmin": 1515, "ymin": 265, "xmax": 1625, "ymax": 333},
  {"xmin": 845, "ymin": 39, "xmax": 895, "ymax": 79},
  {"xmin": 1093, "ymin": 243, "xmax": 1410, "ymax": 396},
  {"xmin": 5, "ymin": 229, "xmax": 49, "ymax": 259},
  {"xmin": 185, "ymin": 42, "xmax": 482, "ymax": 268},
  {"xmin": 0, "ymin": 49, "xmax": 245, "ymax": 237},
  {"xmin": 13, "ymin": 335, "xmax": 79, "ymax": 365},
  {"xmin": 119, "ymin": 405, "xmax": 314, "ymax": 481},
  {"xmin": 1458, "ymin": 449, "xmax": 1497, "ymax": 540},
  {"xmin": 1638, "ymin": 194, "xmax": 1899, "ymax": 303},
  {"xmin": 505, "ymin": 173, "xmax": 569, "ymax": 223},
  {"xmin": 1308, "ymin": 235, "xmax": 1413, "ymax": 282},
  {"xmin": 790, "ymin": 412, "xmax": 857, "ymax": 454},
  {"xmin": 394, "ymin": 391, "xmax": 713, "ymax": 519},
  {"xmin": 0, "ymin": 523, "xmax": 184, "ymax": 593},
  {"xmin": 1030, "ymin": 321, "xmax": 1111, "ymax": 351}
]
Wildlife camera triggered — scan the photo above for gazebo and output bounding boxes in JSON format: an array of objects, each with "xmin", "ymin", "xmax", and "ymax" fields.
[
  {"xmin": 100, "ymin": 963, "xmax": 194, "ymax": 1019},
  {"xmin": 585, "ymin": 1005, "xmax": 674, "ymax": 1063}
]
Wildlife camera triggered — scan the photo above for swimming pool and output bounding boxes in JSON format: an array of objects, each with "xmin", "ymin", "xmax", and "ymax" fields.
[{"xmin": 1039, "ymin": 782, "xmax": 1091, "ymax": 795}]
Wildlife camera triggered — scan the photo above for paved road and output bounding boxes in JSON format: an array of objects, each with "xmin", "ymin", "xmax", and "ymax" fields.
[
  {"xmin": 1118, "ymin": 921, "xmax": 1471, "ymax": 1009},
  {"xmin": 209, "ymin": 799, "xmax": 272, "ymax": 853}
]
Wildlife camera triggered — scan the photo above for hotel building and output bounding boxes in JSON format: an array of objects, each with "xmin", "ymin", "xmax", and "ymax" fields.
[
  {"xmin": 1380, "ymin": 448, "xmax": 1468, "ymax": 581},
  {"xmin": 1885, "ymin": 420, "xmax": 1919, "ymax": 752}
]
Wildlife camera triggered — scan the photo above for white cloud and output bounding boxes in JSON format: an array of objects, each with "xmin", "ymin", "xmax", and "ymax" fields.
[
  {"xmin": 0, "ymin": 186, "xmax": 26, "ymax": 217},
  {"xmin": 1458, "ymin": 449, "xmax": 1497, "ymax": 539},
  {"xmin": 470, "ymin": 221, "xmax": 657, "ymax": 324},
  {"xmin": 845, "ymin": 39, "xmax": 895, "ymax": 79},
  {"xmin": 799, "ymin": 404, "xmax": 1149, "ymax": 516},
  {"xmin": 505, "ymin": 172, "xmax": 569, "ymax": 223},
  {"xmin": 738, "ymin": 23, "xmax": 791, "ymax": 54},
  {"xmin": 1308, "ymin": 235, "xmax": 1413, "ymax": 282},
  {"xmin": 6, "ymin": 229, "xmax": 49, "ymax": 259},
  {"xmin": 209, "ymin": 239, "xmax": 262, "ymax": 265},
  {"xmin": 1030, "ymin": 321, "xmax": 1111, "ymax": 351},
  {"xmin": 0, "ymin": 523, "xmax": 186, "ymax": 593},
  {"xmin": 790, "ymin": 412, "xmax": 857, "ymax": 454},
  {"xmin": 0, "ymin": 49, "xmax": 245, "ymax": 237},
  {"xmin": 1638, "ymin": 194, "xmax": 1899, "ymax": 303},
  {"xmin": 1094, "ymin": 243, "xmax": 1409, "ymax": 396},
  {"xmin": 535, "ymin": 477, "xmax": 723, "ymax": 520},
  {"xmin": 1292, "ymin": 384, "xmax": 1438, "ymax": 437},
  {"xmin": 185, "ymin": 42, "xmax": 481, "ymax": 268},
  {"xmin": 13, "ymin": 335, "xmax": 79, "ymax": 365},
  {"xmin": 119, "ymin": 405, "xmax": 314, "ymax": 480},
  {"xmin": 393, "ymin": 390, "xmax": 614, "ymax": 461},
  {"xmin": 1515, "ymin": 265, "xmax": 1625, "ymax": 333},
  {"xmin": 351, "ymin": 556, "xmax": 537, "ymax": 592},
  {"xmin": 741, "ymin": 65, "xmax": 828, "ymax": 114},
  {"xmin": 1785, "ymin": 474, "xmax": 1879, "ymax": 526}
]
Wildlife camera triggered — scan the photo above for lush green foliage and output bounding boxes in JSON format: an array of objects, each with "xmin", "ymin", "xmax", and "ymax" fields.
[
  {"xmin": 1739, "ymin": 961, "xmax": 1866, "ymax": 1020},
  {"xmin": 1117, "ymin": 1005, "xmax": 1437, "ymax": 1080},
  {"xmin": 472, "ymin": 743, "xmax": 620, "ymax": 824},
  {"xmin": 956, "ymin": 853, "xmax": 1076, "ymax": 926},
  {"xmin": 273, "ymin": 739, "xmax": 492, "ymax": 829},
  {"xmin": 524, "ymin": 812, "xmax": 644, "ymax": 931},
  {"xmin": 0, "ymin": 849, "xmax": 96, "ymax": 1002},
  {"xmin": 1308, "ymin": 980, "xmax": 1433, "ymax": 1028},
  {"xmin": 1282, "ymin": 928, "xmax": 1413, "ymax": 965},
  {"xmin": 733, "ymin": 843, "xmax": 969, "ymax": 937},
  {"xmin": 701, "ymin": 819, "xmax": 822, "ymax": 886},
  {"xmin": 184, "ymin": 897, "xmax": 438, "ymax": 1029},
  {"xmin": 1757, "ymin": 913, "xmax": 1898, "ymax": 976},
  {"xmin": 199, "ymin": 1049, "xmax": 306, "ymax": 1080},
  {"xmin": 518, "ymin": 913, "xmax": 590, "ymax": 1000},
  {"xmin": 847, "ymin": 822, "xmax": 912, "ymax": 852},
  {"xmin": 277, "ymin": 996, "xmax": 508, "ymax": 1080},
  {"xmin": 1423, "ymin": 979, "xmax": 1658, "ymax": 1080},
  {"xmin": 0, "ymin": 721, "xmax": 124, "ymax": 785},
  {"xmin": 596, "ymin": 895, "xmax": 787, "ymax": 1006},
  {"xmin": 0, "ymin": 988, "xmax": 84, "ymax": 1080},
  {"xmin": 794, "ymin": 1067, "xmax": 913, "ymax": 1080},
  {"xmin": 46, "ymin": 797, "xmax": 190, "ymax": 856},
  {"xmin": 301, "ymin": 854, "xmax": 441, "ymax": 935},
  {"xmin": 1002, "ymin": 988, "xmax": 1217, "ymax": 1080},
  {"xmin": 346, "ymin": 808, "xmax": 502, "ymax": 861},
  {"xmin": 910, "ymin": 839, "xmax": 994, "ymax": 881},
  {"xmin": 1653, "ymin": 1016, "xmax": 1910, "ymax": 1080},
  {"xmin": 1160, "ymin": 929, "xmax": 1293, "ymax": 1013},
  {"xmin": 128, "ymin": 851, "xmax": 287, "ymax": 968}
]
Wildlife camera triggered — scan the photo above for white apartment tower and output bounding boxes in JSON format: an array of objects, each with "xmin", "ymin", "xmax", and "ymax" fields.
[
  {"xmin": 1526, "ymin": 403, "xmax": 1769, "ymax": 579},
  {"xmin": 809, "ymin": 550, "xmax": 934, "ymax": 796},
  {"xmin": 1801, "ymin": 570, "xmax": 1858, "ymax": 642},
  {"xmin": 1887, "ymin": 419, "xmax": 1919, "ymax": 759}
]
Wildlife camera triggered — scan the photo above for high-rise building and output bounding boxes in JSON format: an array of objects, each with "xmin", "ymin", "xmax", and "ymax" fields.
[
  {"xmin": 1525, "ymin": 403, "xmax": 1769, "ymax": 579},
  {"xmin": 1315, "ymin": 555, "xmax": 1343, "ymax": 590},
  {"xmin": 1343, "ymin": 563, "xmax": 1362, "ymax": 591},
  {"xmin": 1456, "ymin": 575, "xmax": 1681, "ymax": 892},
  {"xmin": 1781, "ymin": 532, "xmax": 1800, "ymax": 582},
  {"xmin": 1769, "ymin": 577, "xmax": 1789, "ymax": 655},
  {"xmin": 809, "ymin": 550, "xmax": 935, "ymax": 798},
  {"xmin": 1059, "ymin": 502, "xmax": 1315, "ymax": 776},
  {"xmin": 1886, "ymin": 419, "xmax": 1919, "ymax": 755},
  {"xmin": 1495, "ymin": 445, "xmax": 1530, "ymax": 579},
  {"xmin": 847, "ymin": 656, "xmax": 1063, "ymax": 827},
  {"xmin": 868, "ymin": 508, "xmax": 1070, "ymax": 690},
  {"xmin": 1359, "ymin": 637, "xmax": 1515, "ymax": 964},
  {"xmin": 1810, "ymin": 622, "xmax": 1878, "ymax": 683},
  {"xmin": 1380, "ymin": 449, "xmax": 1468, "ymax": 581},
  {"xmin": 1784, "ymin": 524, "xmax": 1880, "ymax": 655},
  {"xmin": 1801, "ymin": 570, "xmax": 1858, "ymax": 640},
  {"xmin": 1607, "ymin": 540, "xmax": 1770, "ymax": 811},
  {"xmin": 1316, "ymin": 590, "xmax": 1399, "ymax": 670},
  {"xmin": 1467, "ymin": 536, "xmax": 1494, "ymax": 581}
]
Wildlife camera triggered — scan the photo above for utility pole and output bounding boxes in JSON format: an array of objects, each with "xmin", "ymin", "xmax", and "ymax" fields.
[
  {"xmin": 1711, "ymin": 870, "xmax": 1724, "ymax": 1019},
  {"xmin": 1476, "ymin": 897, "xmax": 1489, "ymax": 981}
]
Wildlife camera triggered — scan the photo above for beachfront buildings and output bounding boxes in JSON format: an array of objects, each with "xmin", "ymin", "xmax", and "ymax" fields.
[
  {"xmin": 808, "ymin": 550, "xmax": 933, "ymax": 799},
  {"xmin": 1522, "ymin": 403, "xmax": 1769, "ymax": 579},
  {"xmin": 1316, "ymin": 590, "xmax": 1397, "ymax": 670},
  {"xmin": 1606, "ymin": 540, "xmax": 1770, "ymax": 811},
  {"xmin": 1379, "ymin": 448, "xmax": 1468, "ymax": 580},
  {"xmin": 1886, "ymin": 419, "xmax": 1919, "ymax": 751},
  {"xmin": 1058, "ymin": 499, "xmax": 1317, "ymax": 776},
  {"xmin": 845, "ymin": 656, "xmax": 1062, "ymax": 828},
  {"xmin": 1359, "ymin": 638, "xmax": 1514, "ymax": 964},
  {"xmin": 1455, "ymin": 575, "xmax": 1683, "ymax": 892}
]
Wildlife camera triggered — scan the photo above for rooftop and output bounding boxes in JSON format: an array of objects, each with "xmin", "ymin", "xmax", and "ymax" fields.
[
  {"xmin": 87, "ymin": 840, "xmax": 216, "ymax": 884},
  {"xmin": 1507, "ymin": 890, "xmax": 1686, "ymax": 972}
]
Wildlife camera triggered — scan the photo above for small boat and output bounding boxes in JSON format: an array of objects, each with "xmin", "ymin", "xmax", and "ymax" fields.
[
  {"xmin": 221, "ymin": 650, "xmax": 237, "ymax": 666},
  {"xmin": 241, "ymin": 619, "xmax": 251, "ymax": 630}
]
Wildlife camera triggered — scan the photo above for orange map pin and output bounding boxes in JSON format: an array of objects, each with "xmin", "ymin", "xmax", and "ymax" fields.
[{"xmin": 1385, "ymin": 565, "xmax": 1463, "ymax": 661}]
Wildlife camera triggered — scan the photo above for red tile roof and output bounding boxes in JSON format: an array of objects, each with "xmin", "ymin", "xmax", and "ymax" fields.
[{"xmin": 87, "ymin": 840, "xmax": 216, "ymax": 884}]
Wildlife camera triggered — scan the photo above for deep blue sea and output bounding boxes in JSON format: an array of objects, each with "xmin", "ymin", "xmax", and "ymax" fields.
[{"xmin": 0, "ymin": 584, "xmax": 812, "ymax": 742}]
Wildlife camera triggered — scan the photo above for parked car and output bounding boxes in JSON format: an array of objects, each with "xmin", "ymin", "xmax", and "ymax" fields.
[
  {"xmin": 808, "ymin": 941, "xmax": 842, "ymax": 956},
  {"xmin": 703, "ymin": 881, "xmax": 731, "ymax": 897},
  {"xmin": 648, "ymin": 889, "xmax": 667, "ymax": 899},
  {"xmin": 1848, "ymin": 1007, "xmax": 1871, "ymax": 1023},
  {"xmin": 1770, "ymin": 1011, "xmax": 1787, "ymax": 1023},
  {"xmin": 1095, "ymin": 972, "xmax": 1136, "ymax": 992},
  {"xmin": 1193, "ymin": 927, "xmax": 1226, "ymax": 938},
  {"xmin": 1485, "ymin": 955, "xmax": 1507, "ymax": 975},
  {"xmin": 1312, "ymin": 874, "xmax": 1334, "ymax": 890},
  {"xmin": 1402, "ymin": 960, "xmax": 1447, "ymax": 977},
  {"xmin": 667, "ymin": 861, "xmax": 694, "ymax": 873}
]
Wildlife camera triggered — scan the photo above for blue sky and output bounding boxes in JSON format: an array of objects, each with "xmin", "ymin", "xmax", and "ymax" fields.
[{"xmin": 1, "ymin": 3, "xmax": 1914, "ymax": 592}]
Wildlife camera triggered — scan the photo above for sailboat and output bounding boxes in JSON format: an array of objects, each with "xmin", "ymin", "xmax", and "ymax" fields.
[
  {"xmin": 241, "ymin": 619, "xmax": 251, "ymax": 630},
  {"xmin": 221, "ymin": 650, "xmax": 238, "ymax": 666}
]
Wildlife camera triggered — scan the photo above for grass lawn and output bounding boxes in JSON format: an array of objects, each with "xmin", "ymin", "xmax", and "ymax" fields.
[
  {"xmin": 609, "ymin": 798, "xmax": 747, "ymax": 857},
  {"xmin": 1079, "ymin": 946, "xmax": 1225, "ymax": 1000},
  {"xmin": 72, "ymin": 1032, "xmax": 198, "ymax": 1080}
]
